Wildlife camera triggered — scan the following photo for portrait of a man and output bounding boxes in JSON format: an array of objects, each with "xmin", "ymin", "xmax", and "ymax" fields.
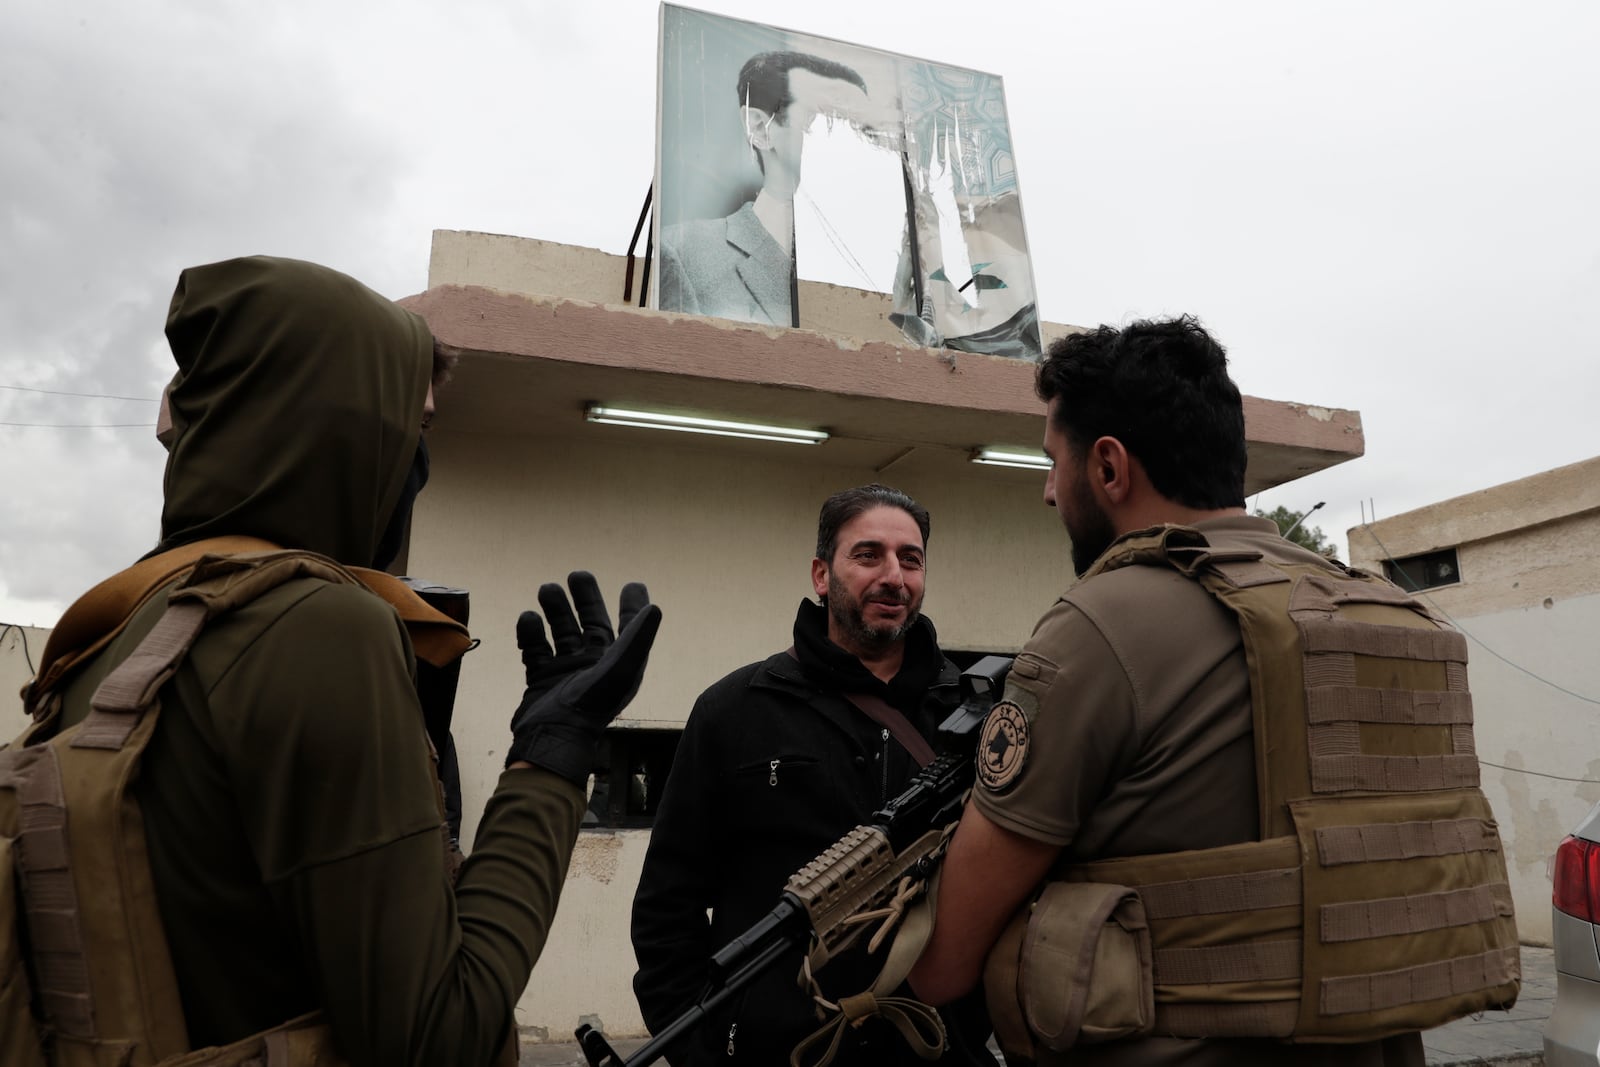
[
  {"xmin": 654, "ymin": 5, "xmax": 1043, "ymax": 360},
  {"xmin": 659, "ymin": 51, "xmax": 869, "ymax": 328}
]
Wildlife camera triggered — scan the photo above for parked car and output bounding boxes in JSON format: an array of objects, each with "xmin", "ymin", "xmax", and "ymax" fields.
[{"xmin": 1546, "ymin": 801, "xmax": 1600, "ymax": 1065}]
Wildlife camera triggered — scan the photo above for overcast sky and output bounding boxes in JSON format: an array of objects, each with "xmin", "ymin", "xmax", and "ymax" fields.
[{"xmin": 3, "ymin": 0, "xmax": 1596, "ymax": 628}]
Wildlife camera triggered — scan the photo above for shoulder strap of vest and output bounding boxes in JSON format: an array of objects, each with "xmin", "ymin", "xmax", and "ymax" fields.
[
  {"xmin": 24, "ymin": 536, "xmax": 281, "ymax": 717},
  {"xmin": 26, "ymin": 543, "xmax": 472, "ymax": 719},
  {"xmin": 1082, "ymin": 523, "xmax": 1274, "ymax": 583},
  {"xmin": 782, "ymin": 647, "xmax": 936, "ymax": 768},
  {"xmin": 70, "ymin": 550, "xmax": 369, "ymax": 750}
]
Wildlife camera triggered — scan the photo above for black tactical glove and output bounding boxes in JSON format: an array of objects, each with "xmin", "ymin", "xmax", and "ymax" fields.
[{"xmin": 507, "ymin": 571, "xmax": 662, "ymax": 785}]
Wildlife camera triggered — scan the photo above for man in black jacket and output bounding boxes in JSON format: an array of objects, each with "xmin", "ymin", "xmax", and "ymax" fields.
[{"xmin": 631, "ymin": 484, "xmax": 989, "ymax": 1066}]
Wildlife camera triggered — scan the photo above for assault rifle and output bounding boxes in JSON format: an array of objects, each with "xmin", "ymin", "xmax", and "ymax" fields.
[{"xmin": 576, "ymin": 655, "xmax": 1013, "ymax": 1067}]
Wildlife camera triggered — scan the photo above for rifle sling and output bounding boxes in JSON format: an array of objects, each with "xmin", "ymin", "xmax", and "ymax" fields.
[{"xmin": 785, "ymin": 648, "xmax": 935, "ymax": 768}]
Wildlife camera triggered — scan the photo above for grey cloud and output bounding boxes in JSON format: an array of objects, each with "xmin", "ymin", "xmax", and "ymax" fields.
[{"xmin": 0, "ymin": 1, "xmax": 415, "ymax": 621}]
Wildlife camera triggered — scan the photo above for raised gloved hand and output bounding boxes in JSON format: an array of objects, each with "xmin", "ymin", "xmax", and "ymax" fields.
[{"xmin": 507, "ymin": 571, "xmax": 662, "ymax": 784}]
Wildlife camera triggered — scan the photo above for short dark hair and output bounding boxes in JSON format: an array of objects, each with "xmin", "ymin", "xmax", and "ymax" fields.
[
  {"xmin": 737, "ymin": 51, "xmax": 866, "ymax": 117},
  {"xmin": 1035, "ymin": 315, "xmax": 1247, "ymax": 510},
  {"xmin": 816, "ymin": 484, "xmax": 931, "ymax": 563}
]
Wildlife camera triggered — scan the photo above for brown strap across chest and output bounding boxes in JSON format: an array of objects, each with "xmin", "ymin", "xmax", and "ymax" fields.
[
  {"xmin": 25, "ymin": 540, "xmax": 473, "ymax": 720},
  {"xmin": 785, "ymin": 647, "xmax": 935, "ymax": 768}
]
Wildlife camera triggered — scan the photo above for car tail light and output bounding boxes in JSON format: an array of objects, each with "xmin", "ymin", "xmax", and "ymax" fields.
[{"xmin": 1553, "ymin": 835, "xmax": 1600, "ymax": 921}]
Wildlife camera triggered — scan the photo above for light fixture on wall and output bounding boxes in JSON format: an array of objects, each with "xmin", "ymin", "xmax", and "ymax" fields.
[
  {"xmin": 970, "ymin": 447, "xmax": 1051, "ymax": 471},
  {"xmin": 585, "ymin": 405, "xmax": 828, "ymax": 445}
]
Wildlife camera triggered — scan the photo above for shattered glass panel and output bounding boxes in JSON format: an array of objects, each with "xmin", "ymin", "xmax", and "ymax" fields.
[{"xmin": 655, "ymin": 4, "xmax": 1042, "ymax": 360}]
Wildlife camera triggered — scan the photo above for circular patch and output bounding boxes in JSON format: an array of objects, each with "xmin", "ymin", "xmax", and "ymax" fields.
[{"xmin": 977, "ymin": 700, "xmax": 1030, "ymax": 793}]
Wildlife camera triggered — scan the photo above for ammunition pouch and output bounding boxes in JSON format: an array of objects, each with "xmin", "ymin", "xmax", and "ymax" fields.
[{"xmin": 984, "ymin": 881, "xmax": 1153, "ymax": 1062}]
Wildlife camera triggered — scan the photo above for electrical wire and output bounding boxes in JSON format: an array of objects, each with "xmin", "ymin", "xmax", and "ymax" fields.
[
  {"xmin": 0, "ymin": 421, "xmax": 155, "ymax": 428},
  {"xmin": 798, "ymin": 191, "xmax": 881, "ymax": 292},
  {"xmin": 1480, "ymin": 760, "xmax": 1599, "ymax": 784},
  {"xmin": 0, "ymin": 384, "xmax": 155, "ymax": 402}
]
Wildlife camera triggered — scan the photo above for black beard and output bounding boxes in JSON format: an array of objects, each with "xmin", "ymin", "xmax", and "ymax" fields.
[
  {"xmin": 826, "ymin": 573, "xmax": 919, "ymax": 649},
  {"xmin": 1067, "ymin": 478, "xmax": 1118, "ymax": 577}
]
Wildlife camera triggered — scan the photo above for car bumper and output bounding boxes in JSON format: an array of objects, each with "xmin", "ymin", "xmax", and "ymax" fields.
[{"xmin": 1548, "ymin": 970, "xmax": 1600, "ymax": 1066}]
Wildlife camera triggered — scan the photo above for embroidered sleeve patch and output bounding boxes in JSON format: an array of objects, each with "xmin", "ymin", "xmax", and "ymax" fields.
[{"xmin": 977, "ymin": 700, "xmax": 1029, "ymax": 792}]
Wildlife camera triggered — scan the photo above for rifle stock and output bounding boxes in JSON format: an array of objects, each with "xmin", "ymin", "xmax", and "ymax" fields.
[{"xmin": 578, "ymin": 655, "xmax": 1013, "ymax": 1067}]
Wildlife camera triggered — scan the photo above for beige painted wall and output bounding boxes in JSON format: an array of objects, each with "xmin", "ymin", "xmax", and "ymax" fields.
[{"xmin": 406, "ymin": 423, "xmax": 1074, "ymax": 1037}]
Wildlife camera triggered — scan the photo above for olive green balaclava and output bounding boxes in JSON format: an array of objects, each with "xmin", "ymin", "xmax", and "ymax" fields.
[{"xmin": 154, "ymin": 256, "xmax": 432, "ymax": 567}]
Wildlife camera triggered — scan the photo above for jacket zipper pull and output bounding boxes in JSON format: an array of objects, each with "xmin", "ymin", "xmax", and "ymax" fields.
[
  {"xmin": 727, "ymin": 1022, "xmax": 738, "ymax": 1056},
  {"xmin": 769, "ymin": 759, "xmax": 779, "ymax": 787}
]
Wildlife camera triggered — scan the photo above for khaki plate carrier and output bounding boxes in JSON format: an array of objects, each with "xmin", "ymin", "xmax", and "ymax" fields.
[
  {"xmin": 986, "ymin": 525, "xmax": 1519, "ymax": 1056},
  {"xmin": 2, "ymin": 546, "xmax": 471, "ymax": 1067}
]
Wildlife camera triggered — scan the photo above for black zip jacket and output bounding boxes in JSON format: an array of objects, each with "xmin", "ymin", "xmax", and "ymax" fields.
[{"xmin": 631, "ymin": 600, "xmax": 989, "ymax": 1066}]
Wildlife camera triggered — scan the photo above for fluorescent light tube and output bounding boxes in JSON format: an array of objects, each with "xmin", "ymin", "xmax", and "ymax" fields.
[
  {"xmin": 971, "ymin": 448, "xmax": 1051, "ymax": 471},
  {"xmin": 585, "ymin": 405, "xmax": 828, "ymax": 445}
]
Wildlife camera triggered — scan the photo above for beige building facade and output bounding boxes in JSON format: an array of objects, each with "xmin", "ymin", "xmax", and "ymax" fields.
[
  {"xmin": 1348, "ymin": 455, "xmax": 1600, "ymax": 946},
  {"xmin": 402, "ymin": 230, "xmax": 1367, "ymax": 1038}
]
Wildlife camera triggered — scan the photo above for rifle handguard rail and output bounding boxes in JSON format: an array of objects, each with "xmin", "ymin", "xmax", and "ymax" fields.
[
  {"xmin": 785, "ymin": 827, "xmax": 892, "ymax": 919},
  {"xmin": 786, "ymin": 825, "xmax": 953, "ymax": 966}
]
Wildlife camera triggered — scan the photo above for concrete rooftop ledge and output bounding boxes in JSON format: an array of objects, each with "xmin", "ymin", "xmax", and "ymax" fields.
[
  {"xmin": 402, "ymin": 231, "xmax": 1364, "ymax": 494},
  {"xmin": 1352, "ymin": 453, "xmax": 1600, "ymax": 559}
]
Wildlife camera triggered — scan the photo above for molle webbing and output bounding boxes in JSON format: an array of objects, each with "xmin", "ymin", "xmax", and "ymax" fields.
[
  {"xmin": 1318, "ymin": 882, "xmax": 1512, "ymax": 943},
  {"xmin": 1298, "ymin": 612, "xmax": 1477, "ymax": 796},
  {"xmin": 1319, "ymin": 945, "xmax": 1519, "ymax": 1017},
  {"xmin": 72, "ymin": 602, "xmax": 207, "ymax": 751},
  {"xmin": 1136, "ymin": 867, "xmax": 1300, "ymax": 918},
  {"xmin": 9, "ymin": 746, "xmax": 93, "ymax": 1038},
  {"xmin": 1314, "ymin": 817, "xmax": 1499, "ymax": 866},
  {"xmin": 1154, "ymin": 940, "xmax": 1301, "ymax": 985}
]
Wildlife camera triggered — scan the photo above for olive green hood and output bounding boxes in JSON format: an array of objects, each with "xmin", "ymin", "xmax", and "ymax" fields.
[{"xmin": 154, "ymin": 256, "xmax": 432, "ymax": 567}]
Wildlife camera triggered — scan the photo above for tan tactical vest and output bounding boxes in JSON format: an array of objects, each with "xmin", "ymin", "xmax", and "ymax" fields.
[
  {"xmin": 985, "ymin": 525, "xmax": 1519, "ymax": 1055},
  {"xmin": 1, "ymin": 544, "xmax": 472, "ymax": 1067}
]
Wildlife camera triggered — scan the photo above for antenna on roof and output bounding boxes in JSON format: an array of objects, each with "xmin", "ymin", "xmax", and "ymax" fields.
[{"xmin": 1283, "ymin": 501, "xmax": 1326, "ymax": 540}]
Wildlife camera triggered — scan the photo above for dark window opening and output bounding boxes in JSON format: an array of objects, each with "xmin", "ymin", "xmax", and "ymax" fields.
[
  {"xmin": 584, "ymin": 728, "xmax": 682, "ymax": 830},
  {"xmin": 1384, "ymin": 548, "xmax": 1461, "ymax": 591}
]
